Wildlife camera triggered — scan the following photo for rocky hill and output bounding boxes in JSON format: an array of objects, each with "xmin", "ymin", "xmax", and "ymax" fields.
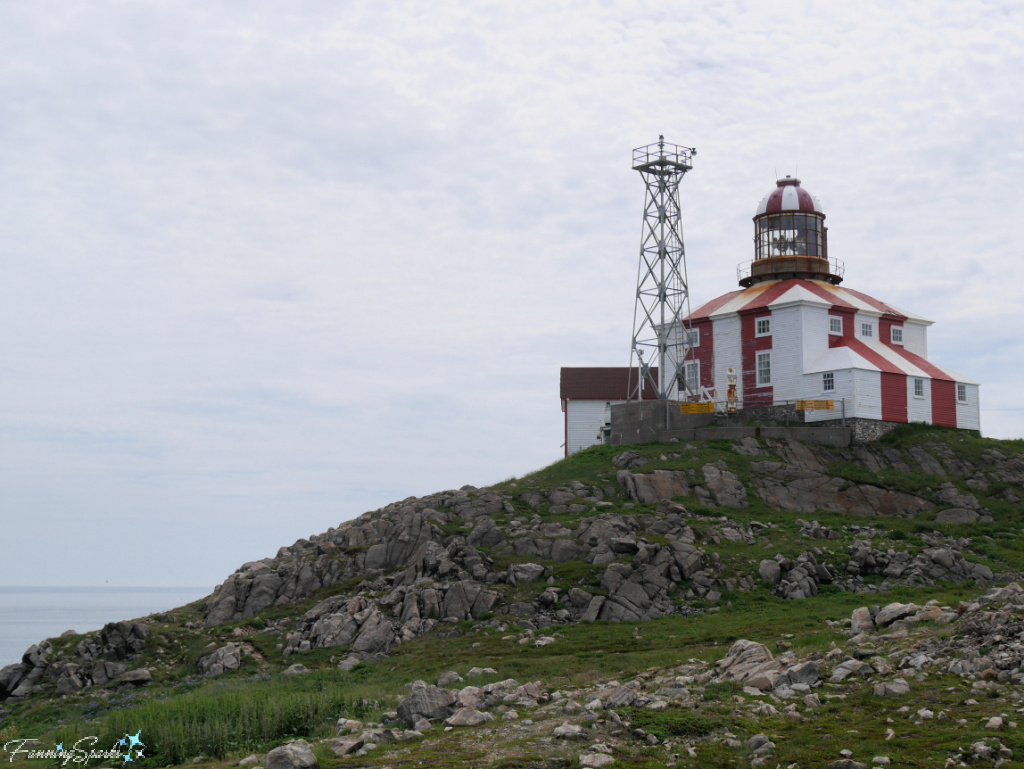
[{"xmin": 4, "ymin": 426, "xmax": 1024, "ymax": 769}]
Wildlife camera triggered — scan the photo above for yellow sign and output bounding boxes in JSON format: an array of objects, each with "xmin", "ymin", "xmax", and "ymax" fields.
[
  {"xmin": 680, "ymin": 402, "xmax": 715, "ymax": 414},
  {"xmin": 796, "ymin": 399, "xmax": 834, "ymax": 411}
]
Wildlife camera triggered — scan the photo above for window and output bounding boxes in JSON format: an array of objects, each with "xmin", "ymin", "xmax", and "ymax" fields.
[
  {"xmin": 756, "ymin": 351, "xmax": 771, "ymax": 386},
  {"xmin": 684, "ymin": 360, "xmax": 700, "ymax": 396},
  {"xmin": 957, "ymin": 383, "xmax": 967, "ymax": 403},
  {"xmin": 755, "ymin": 212, "xmax": 825, "ymax": 260},
  {"xmin": 685, "ymin": 328, "xmax": 700, "ymax": 348},
  {"xmin": 829, "ymin": 316, "xmax": 843, "ymax": 335},
  {"xmin": 891, "ymin": 326, "xmax": 903, "ymax": 344},
  {"xmin": 755, "ymin": 317, "xmax": 771, "ymax": 336},
  {"xmin": 861, "ymin": 322, "xmax": 873, "ymax": 338},
  {"xmin": 914, "ymin": 378, "xmax": 924, "ymax": 398},
  {"xmin": 822, "ymin": 372, "xmax": 834, "ymax": 392}
]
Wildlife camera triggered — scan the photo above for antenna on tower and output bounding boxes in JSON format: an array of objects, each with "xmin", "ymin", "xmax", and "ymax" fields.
[{"xmin": 627, "ymin": 136, "xmax": 697, "ymax": 403}]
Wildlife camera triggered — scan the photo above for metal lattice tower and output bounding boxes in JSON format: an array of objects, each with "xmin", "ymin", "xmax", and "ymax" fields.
[{"xmin": 628, "ymin": 136, "xmax": 697, "ymax": 401}]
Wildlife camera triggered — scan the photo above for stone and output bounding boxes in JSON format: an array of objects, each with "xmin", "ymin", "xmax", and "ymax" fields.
[
  {"xmin": 265, "ymin": 740, "xmax": 316, "ymax": 769},
  {"xmin": 826, "ymin": 761, "xmax": 868, "ymax": 769},
  {"xmin": 935, "ymin": 508, "xmax": 979, "ymax": 525},
  {"xmin": 759, "ymin": 560, "xmax": 782, "ymax": 585},
  {"xmin": 238, "ymin": 755, "xmax": 259, "ymax": 766},
  {"xmin": 702, "ymin": 462, "xmax": 748, "ymax": 507},
  {"xmin": 437, "ymin": 671, "xmax": 463, "ymax": 687},
  {"xmin": 553, "ymin": 721, "xmax": 586, "ymax": 739},
  {"xmin": 198, "ymin": 644, "xmax": 242, "ymax": 676},
  {"xmin": 874, "ymin": 603, "xmax": 919, "ymax": 627},
  {"xmin": 467, "ymin": 517, "xmax": 504, "ymax": 548},
  {"xmin": 617, "ymin": 469, "xmax": 688, "ymax": 504},
  {"xmin": 445, "ymin": 708, "xmax": 492, "ymax": 727},
  {"xmin": 579, "ymin": 755, "xmax": 615, "ymax": 768},
  {"xmin": 396, "ymin": 685, "xmax": 458, "ymax": 726},
  {"xmin": 986, "ymin": 716, "xmax": 1004, "ymax": 729},
  {"xmin": 121, "ymin": 668, "xmax": 152, "ymax": 685},
  {"xmin": 338, "ymin": 656, "xmax": 361, "ymax": 672},
  {"xmin": 329, "ymin": 738, "xmax": 364, "ymax": 757},
  {"xmin": 507, "ymin": 563, "xmax": 545, "ymax": 585},
  {"xmin": 873, "ymin": 678, "xmax": 910, "ymax": 697},
  {"xmin": 851, "ymin": 607, "xmax": 875, "ymax": 636},
  {"xmin": 283, "ymin": 664, "xmax": 309, "ymax": 677}
]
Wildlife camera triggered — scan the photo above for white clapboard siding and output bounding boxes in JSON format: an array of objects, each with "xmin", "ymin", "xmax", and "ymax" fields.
[
  {"xmin": 956, "ymin": 384, "xmax": 981, "ymax": 431},
  {"xmin": 801, "ymin": 369, "xmax": 853, "ymax": 423},
  {"xmin": 853, "ymin": 369, "xmax": 882, "ymax": 420},
  {"xmin": 713, "ymin": 315, "xmax": 742, "ymax": 403},
  {"xmin": 907, "ymin": 376, "xmax": 933, "ymax": 424},
  {"xmin": 566, "ymin": 400, "xmax": 617, "ymax": 455},
  {"xmin": 902, "ymin": 321, "xmax": 928, "ymax": 358},
  {"xmin": 770, "ymin": 305, "xmax": 802, "ymax": 402},
  {"xmin": 853, "ymin": 311, "xmax": 880, "ymax": 343},
  {"xmin": 801, "ymin": 304, "xmax": 831, "ymax": 372}
]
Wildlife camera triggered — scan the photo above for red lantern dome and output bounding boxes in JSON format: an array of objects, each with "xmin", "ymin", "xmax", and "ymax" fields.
[{"xmin": 739, "ymin": 176, "xmax": 842, "ymax": 287}]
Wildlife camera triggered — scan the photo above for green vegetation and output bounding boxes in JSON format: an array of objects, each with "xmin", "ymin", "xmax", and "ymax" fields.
[{"xmin": 4, "ymin": 428, "xmax": 1024, "ymax": 768}]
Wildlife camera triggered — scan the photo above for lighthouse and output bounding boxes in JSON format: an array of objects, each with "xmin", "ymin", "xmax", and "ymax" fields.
[
  {"xmin": 685, "ymin": 176, "xmax": 980, "ymax": 436},
  {"xmin": 560, "ymin": 174, "xmax": 981, "ymax": 455}
]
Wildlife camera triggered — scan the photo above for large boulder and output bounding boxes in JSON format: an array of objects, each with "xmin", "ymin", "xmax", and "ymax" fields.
[
  {"xmin": 266, "ymin": 740, "xmax": 316, "ymax": 769},
  {"xmin": 198, "ymin": 644, "xmax": 242, "ymax": 676},
  {"xmin": 507, "ymin": 563, "xmax": 545, "ymax": 585},
  {"xmin": 396, "ymin": 686, "xmax": 458, "ymax": 727}
]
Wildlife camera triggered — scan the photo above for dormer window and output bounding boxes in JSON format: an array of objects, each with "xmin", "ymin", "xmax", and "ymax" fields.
[
  {"xmin": 755, "ymin": 317, "xmax": 771, "ymax": 337},
  {"xmin": 891, "ymin": 326, "xmax": 903, "ymax": 344},
  {"xmin": 829, "ymin": 317, "xmax": 843, "ymax": 335},
  {"xmin": 861, "ymin": 323, "xmax": 873, "ymax": 338}
]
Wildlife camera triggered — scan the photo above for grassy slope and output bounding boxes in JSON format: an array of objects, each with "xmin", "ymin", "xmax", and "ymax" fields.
[{"xmin": 4, "ymin": 425, "xmax": 1024, "ymax": 768}]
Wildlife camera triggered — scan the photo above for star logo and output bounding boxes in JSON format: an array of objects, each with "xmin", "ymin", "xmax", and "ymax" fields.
[
  {"xmin": 55, "ymin": 744, "xmax": 63, "ymax": 752},
  {"xmin": 117, "ymin": 731, "xmax": 145, "ymax": 763}
]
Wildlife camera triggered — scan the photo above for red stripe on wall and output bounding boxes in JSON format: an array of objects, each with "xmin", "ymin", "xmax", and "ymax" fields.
[
  {"xmin": 880, "ymin": 372, "xmax": 908, "ymax": 423},
  {"xmin": 740, "ymin": 313, "xmax": 773, "ymax": 407},
  {"xmin": 885, "ymin": 345, "xmax": 954, "ymax": 382},
  {"xmin": 931, "ymin": 379, "xmax": 957, "ymax": 427},
  {"xmin": 838, "ymin": 338, "xmax": 905, "ymax": 374}
]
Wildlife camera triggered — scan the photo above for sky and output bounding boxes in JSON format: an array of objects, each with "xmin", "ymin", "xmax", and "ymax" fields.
[{"xmin": 2, "ymin": 1, "xmax": 1022, "ymax": 589}]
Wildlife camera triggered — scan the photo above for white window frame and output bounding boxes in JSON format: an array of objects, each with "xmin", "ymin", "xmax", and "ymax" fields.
[
  {"xmin": 684, "ymin": 360, "xmax": 700, "ymax": 395},
  {"xmin": 861, "ymin": 322, "xmax": 873, "ymax": 338},
  {"xmin": 822, "ymin": 372, "xmax": 834, "ymax": 392},
  {"xmin": 685, "ymin": 328, "xmax": 700, "ymax": 348},
  {"xmin": 957, "ymin": 383, "xmax": 967, "ymax": 403},
  {"xmin": 756, "ymin": 351, "xmax": 771, "ymax": 387},
  {"xmin": 913, "ymin": 378, "xmax": 924, "ymax": 398},
  {"xmin": 890, "ymin": 326, "xmax": 903, "ymax": 345},
  {"xmin": 829, "ymin": 316, "xmax": 843, "ymax": 335},
  {"xmin": 755, "ymin": 317, "xmax": 771, "ymax": 337}
]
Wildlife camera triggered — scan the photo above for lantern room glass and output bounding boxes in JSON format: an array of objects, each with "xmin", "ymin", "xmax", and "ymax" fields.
[{"xmin": 755, "ymin": 214, "xmax": 825, "ymax": 260}]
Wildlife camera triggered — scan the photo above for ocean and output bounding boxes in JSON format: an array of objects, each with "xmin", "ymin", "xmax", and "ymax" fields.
[{"xmin": 0, "ymin": 586, "xmax": 211, "ymax": 667}]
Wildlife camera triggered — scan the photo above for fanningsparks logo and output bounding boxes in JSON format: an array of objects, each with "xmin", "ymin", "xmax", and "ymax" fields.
[{"xmin": 3, "ymin": 732, "xmax": 145, "ymax": 765}]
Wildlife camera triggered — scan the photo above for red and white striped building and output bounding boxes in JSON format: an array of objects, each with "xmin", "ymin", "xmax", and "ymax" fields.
[
  {"xmin": 560, "ymin": 176, "xmax": 980, "ymax": 455},
  {"xmin": 687, "ymin": 176, "xmax": 979, "ymax": 429}
]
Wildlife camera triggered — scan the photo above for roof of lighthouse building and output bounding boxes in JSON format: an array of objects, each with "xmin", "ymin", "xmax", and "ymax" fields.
[
  {"xmin": 687, "ymin": 278, "xmax": 930, "ymax": 324},
  {"xmin": 754, "ymin": 176, "xmax": 824, "ymax": 217}
]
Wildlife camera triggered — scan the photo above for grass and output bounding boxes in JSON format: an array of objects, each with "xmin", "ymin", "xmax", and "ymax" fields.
[{"xmin": 6, "ymin": 429, "xmax": 1024, "ymax": 769}]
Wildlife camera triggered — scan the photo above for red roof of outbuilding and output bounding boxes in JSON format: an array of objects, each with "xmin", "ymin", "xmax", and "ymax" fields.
[{"xmin": 559, "ymin": 367, "xmax": 659, "ymax": 400}]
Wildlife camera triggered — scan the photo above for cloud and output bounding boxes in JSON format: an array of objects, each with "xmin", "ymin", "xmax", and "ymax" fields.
[{"xmin": 1, "ymin": 0, "xmax": 1021, "ymax": 587}]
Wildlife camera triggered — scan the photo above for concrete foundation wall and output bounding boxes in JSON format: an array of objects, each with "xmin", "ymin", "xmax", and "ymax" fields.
[{"xmin": 609, "ymin": 401, "xmax": 852, "ymax": 448}]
